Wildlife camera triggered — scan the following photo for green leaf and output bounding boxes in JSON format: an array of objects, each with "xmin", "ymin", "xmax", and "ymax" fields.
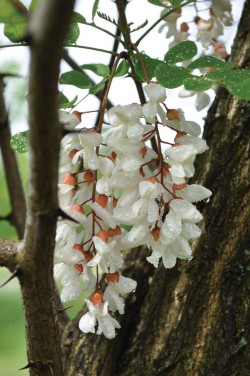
[
  {"xmin": 188, "ymin": 56, "xmax": 234, "ymax": 70},
  {"xmin": 72, "ymin": 11, "xmax": 86, "ymax": 24},
  {"xmin": 165, "ymin": 41, "xmax": 197, "ymax": 64},
  {"xmin": 10, "ymin": 131, "xmax": 29, "ymax": 153},
  {"xmin": 58, "ymin": 93, "xmax": 78, "ymax": 109},
  {"xmin": 205, "ymin": 69, "xmax": 250, "ymax": 99},
  {"xmin": 92, "ymin": 0, "xmax": 100, "ymax": 19},
  {"xmin": 0, "ymin": 0, "xmax": 28, "ymax": 22},
  {"xmin": 97, "ymin": 12, "xmax": 118, "ymax": 27},
  {"xmin": 59, "ymin": 70, "xmax": 92, "ymax": 89},
  {"xmin": 81, "ymin": 63, "xmax": 110, "ymax": 77},
  {"xmin": 184, "ymin": 76, "xmax": 214, "ymax": 91},
  {"xmin": 134, "ymin": 54, "xmax": 162, "ymax": 82},
  {"xmin": 89, "ymin": 79, "xmax": 107, "ymax": 94},
  {"xmin": 65, "ymin": 22, "xmax": 80, "ymax": 44},
  {"xmin": 114, "ymin": 60, "xmax": 129, "ymax": 77},
  {"xmin": 147, "ymin": 0, "xmax": 168, "ymax": 6},
  {"xmin": 4, "ymin": 20, "xmax": 27, "ymax": 42},
  {"xmin": 155, "ymin": 63, "xmax": 191, "ymax": 88},
  {"xmin": 226, "ymin": 79, "xmax": 250, "ymax": 100},
  {"xmin": 170, "ymin": 0, "xmax": 186, "ymax": 6},
  {"xmin": 130, "ymin": 19, "xmax": 148, "ymax": 33},
  {"xmin": 206, "ymin": 69, "xmax": 250, "ymax": 85}
]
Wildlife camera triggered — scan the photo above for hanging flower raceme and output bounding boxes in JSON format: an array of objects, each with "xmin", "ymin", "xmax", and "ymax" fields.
[{"xmin": 55, "ymin": 82, "xmax": 211, "ymax": 339}]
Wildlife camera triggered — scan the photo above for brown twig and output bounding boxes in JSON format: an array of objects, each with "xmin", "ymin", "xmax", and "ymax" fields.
[{"xmin": 0, "ymin": 78, "xmax": 26, "ymax": 239}]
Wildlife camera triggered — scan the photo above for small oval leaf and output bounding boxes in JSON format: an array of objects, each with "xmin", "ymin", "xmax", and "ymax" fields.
[
  {"xmin": 59, "ymin": 70, "xmax": 92, "ymax": 89},
  {"xmin": 81, "ymin": 63, "xmax": 110, "ymax": 77},
  {"xmin": 165, "ymin": 41, "xmax": 197, "ymax": 64},
  {"xmin": 65, "ymin": 22, "xmax": 80, "ymax": 44},
  {"xmin": 114, "ymin": 60, "xmax": 129, "ymax": 77},
  {"xmin": 89, "ymin": 79, "xmax": 107, "ymax": 94},
  {"xmin": 155, "ymin": 63, "xmax": 191, "ymax": 88},
  {"xmin": 184, "ymin": 76, "xmax": 214, "ymax": 92},
  {"xmin": 188, "ymin": 56, "xmax": 234, "ymax": 71}
]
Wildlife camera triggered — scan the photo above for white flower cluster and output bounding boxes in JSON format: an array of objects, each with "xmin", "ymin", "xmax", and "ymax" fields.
[
  {"xmin": 159, "ymin": 0, "xmax": 233, "ymax": 51},
  {"xmin": 54, "ymin": 83, "xmax": 211, "ymax": 339}
]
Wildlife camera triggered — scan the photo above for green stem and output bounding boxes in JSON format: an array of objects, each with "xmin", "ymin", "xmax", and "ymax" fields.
[
  {"xmin": 65, "ymin": 44, "xmax": 118, "ymax": 55},
  {"xmin": 0, "ymin": 43, "xmax": 117, "ymax": 56},
  {"xmin": 85, "ymin": 22, "xmax": 124, "ymax": 45},
  {"xmin": 135, "ymin": 0, "xmax": 195, "ymax": 46},
  {"xmin": 0, "ymin": 43, "xmax": 28, "ymax": 48},
  {"xmin": 96, "ymin": 51, "xmax": 127, "ymax": 133}
]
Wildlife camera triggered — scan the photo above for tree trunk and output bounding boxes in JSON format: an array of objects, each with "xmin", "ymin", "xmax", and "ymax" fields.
[{"xmin": 62, "ymin": 1, "xmax": 250, "ymax": 375}]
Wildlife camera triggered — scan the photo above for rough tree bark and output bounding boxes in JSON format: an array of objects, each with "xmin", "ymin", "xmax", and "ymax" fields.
[{"xmin": 62, "ymin": 1, "xmax": 250, "ymax": 375}]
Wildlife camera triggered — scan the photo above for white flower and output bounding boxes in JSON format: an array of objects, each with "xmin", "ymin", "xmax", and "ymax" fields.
[
  {"xmin": 72, "ymin": 132, "xmax": 102, "ymax": 170},
  {"xmin": 166, "ymin": 108, "xmax": 201, "ymax": 136},
  {"xmin": 169, "ymin": 199, "xmax": 203, "ymax": 223},
  {"xmin": 108, "ymin": 104, "xmax": 142, "ymax": 126},
  {"xmin": 103, "ymin": 274, "xmax": 137, "ymax": 314},
  {"xmin": 88, "ymin": 236, "xmax": 123, "ymax": 273},
  {"xmin": 79, "ymin": 300, "xmax": 120, "ymax": 339},
  {"xmin": 59, "ymin": 110, "xmax": 81, "ymax": 130}
]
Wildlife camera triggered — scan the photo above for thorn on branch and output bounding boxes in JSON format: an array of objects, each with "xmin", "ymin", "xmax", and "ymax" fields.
[
  {"xmin": 19, "ymin": 360, "xmax": 54, "ymax": 373},
  {"xmin": 57, "ymin": 305, "xmax": 74, "ymax": 313},
  {"xmin": 0, "ymin": 268, "xmax": 19, "ymax": 288},
  {"xmin": 0, "ymin": 213, "xmax": 12, "ymax": 221},
  {"xmin": 57, "ymin": 208, "xmax": 79, "ymax": 224}
]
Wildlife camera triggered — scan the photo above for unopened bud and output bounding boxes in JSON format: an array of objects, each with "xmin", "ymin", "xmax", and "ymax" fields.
[
  {"xmin": 62, "ymin": 172, "xmax": 77, "ymax": 185},
  {"xmin": 68, "ymin": 149, "xmax": 79, "ymax": 159},
  {"xmin": 106, "ymin": 272, "xmax": 120, "ymax": 283},
  {"xmin": 97, "ymin": 230, "xmax": 109, "ymax": 243},
  {"xmin": 90, "ymin": 291, "xmax": 103, "ymax": 305},
  {"xmin": 107, "ymin": 226, "xmax": 121, "ymax": 238},
  {"xmin": 83, "ymin": 171, "xmax": 94, "ymax": 182},
  {"xmin": 167, "ymin": 109, "xmax": 179, "ymax": 121},
  {"xmin": 72, "ymin": 204, "xmax": 85, "ymax": 214},
  {"xmin": 72, "ymin": 110, "xmax": 82, "ymax": 122},
  {"xmin": 95, "ymin": 194, "xmax": 109, "ymax": 208},
  {"xmin": 180, "ymin": 22, "xmax": 189, "ymax": 33},
  {"xmin": 151, "ymin": 225, "xmax": 160, "ymax": 241},
  {"xmin": 74, "ymin": 263, "xmax": 83, "ymax": 273},
  {"xmin": 172, "ymin": 183, "xmax": 187, "ymax": 190},
  {"xmin": 73, "ymin": 244, "xmax": 84, "ymax": 252}
]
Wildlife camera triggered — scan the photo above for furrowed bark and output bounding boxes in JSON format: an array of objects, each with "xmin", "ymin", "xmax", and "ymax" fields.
[
  {"xmin": 0, "ymin": 77, "xmax": 26, "ymax": 239},
  {"xmin": 15, "ymin": 1, "xmax": 75, "ymax": 375},
  {"xmin": 62, "ymin": 1, "xmax": 250, "ymax": 375}
]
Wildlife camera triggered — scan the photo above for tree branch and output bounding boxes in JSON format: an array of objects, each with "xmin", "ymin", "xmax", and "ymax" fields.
[
  {"xmin": 0, "ymin": 238, "xmax": 18, "ymax": 270},
  {"xmin": 15, "ymin": 1, "xmax": 76, "ymax": 375},
  {"xmin": 0, "ymin": 78, "xmax": 26, "ymax": 239}
]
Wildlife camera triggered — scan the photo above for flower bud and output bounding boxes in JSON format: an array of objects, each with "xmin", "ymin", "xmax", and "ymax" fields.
[
  {"xmin": 62, "ymin": 172, "xmax": 77, "ymax": 185},
  {"xmin": 106, "ymin": 272, "xmax": 120, "ymax": 283},
  {"xmin": 90, "ymin": 291, "xmax": 103, "ymax": 305}
]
